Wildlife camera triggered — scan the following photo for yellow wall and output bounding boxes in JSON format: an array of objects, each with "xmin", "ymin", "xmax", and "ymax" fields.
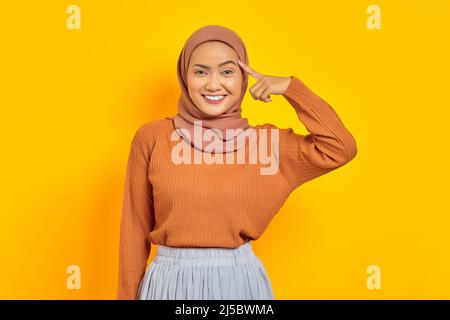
[{"xmin": 1, "ymin": 0, "xmax": 449, "ymax": 299}]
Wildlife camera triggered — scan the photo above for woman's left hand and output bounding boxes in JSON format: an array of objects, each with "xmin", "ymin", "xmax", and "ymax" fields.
[{"xmin": 237, "ymin": 59, "xmax": 292, "ymax": 103}]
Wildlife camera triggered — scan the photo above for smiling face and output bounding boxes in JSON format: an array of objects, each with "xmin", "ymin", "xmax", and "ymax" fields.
[{"xmin": 187, "ymin": 41, "xmax": 243, "ymax": 117}]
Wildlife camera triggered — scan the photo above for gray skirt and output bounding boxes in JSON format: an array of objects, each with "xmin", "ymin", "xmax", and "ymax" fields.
[{"xmin": 137, "ymin": 241, "xmax": 274, "ymax": 300}]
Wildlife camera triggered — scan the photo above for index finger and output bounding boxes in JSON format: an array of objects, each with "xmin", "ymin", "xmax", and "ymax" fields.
[{"xmin": 237, "ymin": 60, "xmax": 263, "ymax": 80}]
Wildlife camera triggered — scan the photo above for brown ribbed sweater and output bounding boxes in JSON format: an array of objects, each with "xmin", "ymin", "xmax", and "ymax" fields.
[{"xmin": 117, "ymin": 76, "xmax": 358, "ymax": 299}]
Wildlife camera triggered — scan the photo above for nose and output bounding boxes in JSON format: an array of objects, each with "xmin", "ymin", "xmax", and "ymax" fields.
[{"xmin": 205, "ymin": 74, "xmax": 222, "ymax": 92}]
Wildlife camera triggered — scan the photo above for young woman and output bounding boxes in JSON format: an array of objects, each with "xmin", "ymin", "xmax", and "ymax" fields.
[{"xmin": 117, "ymin": 25, "xmax": 357, "ymax": 300}]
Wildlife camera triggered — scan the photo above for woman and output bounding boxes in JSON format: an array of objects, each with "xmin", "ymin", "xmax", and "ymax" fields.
[{"xmin": 117, "ymin": 25, "xmax": 357, "ymax": 300}]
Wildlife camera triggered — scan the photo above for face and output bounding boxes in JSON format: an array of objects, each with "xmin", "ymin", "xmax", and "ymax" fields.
[{"xmin": 187, "ymin": 41, "xmax": 243, "ymax": 117}]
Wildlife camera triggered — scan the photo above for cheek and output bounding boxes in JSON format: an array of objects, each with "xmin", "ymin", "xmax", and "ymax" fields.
[
  {"xmin": 224, "ymin": 78, "xmax": 242, "ymax": 94},
  {"xmin": 186, "ymin": 76, "xmax": 203, "ymax": 91},
  {"xmin": 232, "ymin": 84, "xmax": 242, "ymax": 97}
]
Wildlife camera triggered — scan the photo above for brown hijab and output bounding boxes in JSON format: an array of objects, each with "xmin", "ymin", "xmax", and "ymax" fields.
[{"xmin": 171, "ymin": 25, "xmax": 252, "ymax": 154}]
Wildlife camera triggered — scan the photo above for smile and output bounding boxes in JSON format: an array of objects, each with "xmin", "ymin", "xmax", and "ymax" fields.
[{"xmin": 201, "ymin": 94, "xmax": 227, "ymax": 104}]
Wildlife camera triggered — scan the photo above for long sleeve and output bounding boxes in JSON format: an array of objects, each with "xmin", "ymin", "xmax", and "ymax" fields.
[
  {"xmin": 279, "ymin": 75, "xmax": 358, "ymax": 190},
  {"xmin": 117, "ymin": 129, "xmax": 155, "ymax": 300}
]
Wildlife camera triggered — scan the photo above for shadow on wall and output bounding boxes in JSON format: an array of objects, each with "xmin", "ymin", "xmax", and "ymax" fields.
[
  {"xmin": 87, "ymin": 70, "xmax": 179, "ymax": 298},
  {"xmin": 130, "ymin": 70, "xmax": 179, "ymax": 124}
]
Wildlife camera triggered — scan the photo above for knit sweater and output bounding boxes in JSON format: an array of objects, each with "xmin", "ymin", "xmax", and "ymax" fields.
[{"xmin": 117, "ymin": 75, "xmax": 357, "ymax": 299}]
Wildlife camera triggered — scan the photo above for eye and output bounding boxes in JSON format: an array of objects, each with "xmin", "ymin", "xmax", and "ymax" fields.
[
  {"xmin": 195, "ymin": 70, "xmax": 206, "ymax": 75},
  {"xmin": 223, "ymin": 70, "xmax": 233, "ymax": 75}
]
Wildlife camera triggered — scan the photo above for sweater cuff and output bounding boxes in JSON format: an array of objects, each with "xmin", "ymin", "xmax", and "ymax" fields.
[
  {"xmin": 282, "ymin": 75, "xmax": 322, "ymax": 109},
  {"xmin": 117, "ymin": 270, "xmax": 143, "ymax": 300},
  {"xmin": 117, "ymin": 280, "xmax": 141, "ymax": 300}
]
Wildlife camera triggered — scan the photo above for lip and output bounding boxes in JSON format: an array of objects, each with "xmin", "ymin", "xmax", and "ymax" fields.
[{"xmin": 201, "ymin": 94, "xmax": 227, "ymax": 105}]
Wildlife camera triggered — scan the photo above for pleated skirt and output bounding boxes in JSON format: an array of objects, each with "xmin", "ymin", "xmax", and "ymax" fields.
[{"xmin": 137, "ymin": 240, "xmax": 274, "ymax": 300}]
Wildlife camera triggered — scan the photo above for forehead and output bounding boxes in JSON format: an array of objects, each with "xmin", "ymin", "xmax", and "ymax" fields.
[{"xmin": 189, "ymin": 41, "xmax": 238, "ymax": 64}]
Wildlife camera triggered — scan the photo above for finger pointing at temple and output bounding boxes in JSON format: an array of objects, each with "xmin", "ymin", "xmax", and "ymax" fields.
[{"xmin": 237, "ymin": 60, "xmax": 264, "ymax": 80}]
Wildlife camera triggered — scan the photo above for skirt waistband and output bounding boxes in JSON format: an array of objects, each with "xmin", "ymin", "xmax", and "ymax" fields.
[{"xmin": 152, "ymin": 241, "xmax": 257, "ymax": 267}]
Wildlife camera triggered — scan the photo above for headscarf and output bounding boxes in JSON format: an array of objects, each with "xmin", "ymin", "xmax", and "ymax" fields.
[{"xmin": 171, "ymin": 25, "xmax": 253, "ymax": 154}]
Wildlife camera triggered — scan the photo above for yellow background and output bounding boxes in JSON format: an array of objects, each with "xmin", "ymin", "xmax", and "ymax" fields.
[{"xmin": 1, "ymin": 0, "xmax": 449, "ymax": 299}]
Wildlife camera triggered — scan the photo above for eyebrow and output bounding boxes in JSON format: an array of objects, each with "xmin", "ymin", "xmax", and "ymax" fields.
[{"xmin": 192, "ymin": 60, "xmax": 237, "ymax": 69}]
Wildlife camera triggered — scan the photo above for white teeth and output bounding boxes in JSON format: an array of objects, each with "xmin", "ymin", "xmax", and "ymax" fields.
[{"xmin": 204, "ymin": 95, "xmax": 225, "ymax": 101}]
